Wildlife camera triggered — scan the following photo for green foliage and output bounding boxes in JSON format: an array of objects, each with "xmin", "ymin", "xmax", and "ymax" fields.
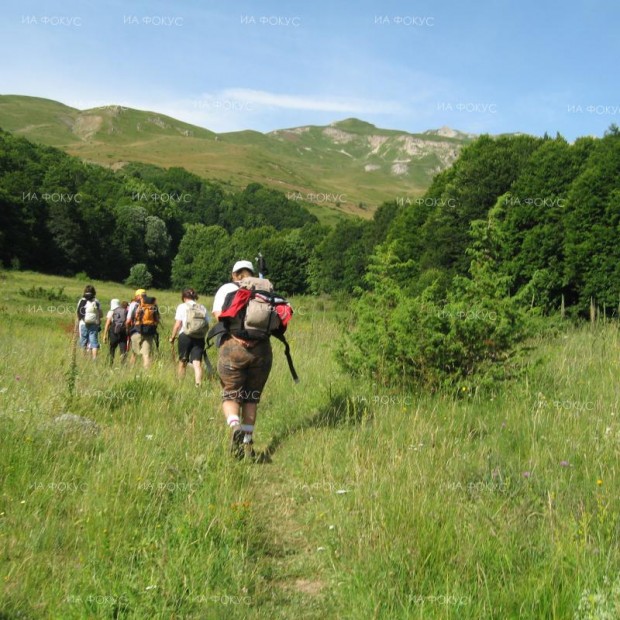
[
  {"xmin": 563, "ymin": 131, "xmax": 620, "ymax": 313},
  {"xmin": 383, "ymin": 130, "xmax": 620, "ymax": 322},
  {"xmin": 18, "ymin": 285, "xmax": 70, "ymax": 301},
  {"xmin": 387, "ymin": 134, "xmax": 542, "ymax": 278},
  {"xmin": 0, "ymin": 130, "xmax": 321, "ymax": 289},
  {"xmin": 340, "ymin": 221, "xmax": 530, "ymax": 389},
  {"xmin": 170, "ymin": 225, "xmax": 231, "ymax": 294},
  {"xmin": 3, "ymin": 270, "xmax": 620, "ymax": 618},
  {"xmin": 125, "ymin": 263, "xmax": 153, "ymax": 289}
]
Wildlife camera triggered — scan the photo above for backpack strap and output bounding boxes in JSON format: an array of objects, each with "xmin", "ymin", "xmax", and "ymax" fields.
[
  {"xmin": 273, "ymin": 332, "xmax": 299, "ymax": 383},
  {"xmin": 206, "ymin": 322, "xmax": 228, "ymax": 348},
  {"xmin": 207, "ymin": 319, "xmax": 299, "ymax": 383}
]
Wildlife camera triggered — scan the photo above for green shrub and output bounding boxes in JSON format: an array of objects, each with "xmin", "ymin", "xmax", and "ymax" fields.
[
  {"xmin": 125, "ymin": 263, "xmax": 153, "ymax": 289},
  {"xmin": 339, "ymin": 224, "xmax": 531, "ymax": 390}
]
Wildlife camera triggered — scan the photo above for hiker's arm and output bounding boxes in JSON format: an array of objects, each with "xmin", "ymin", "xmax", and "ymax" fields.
[
  {"xmin": 169, "ymin": 319, "xmax": 182, "ymax": 343},
  {"xmin": 212, "ymin": 310, "xmax": 221, "ymax": 320},
  {"xmin": 75, "ymin": 300, "xmax": 82, "ymax": 330},
  {"xmin": 125, "ymin": 306, "xmax": 133, "ymax": 328},
  {"xmin": 102, "ymin": 316, "xmax": 111, "ymax": 342}
]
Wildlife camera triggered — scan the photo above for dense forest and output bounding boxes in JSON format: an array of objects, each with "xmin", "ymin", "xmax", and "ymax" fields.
[
  {"xmin": 1, "ymin": 125, "xmax": 619, "ymax": 318},
  {"xmin": 0, "ymin": 128, "xmax": 396, "ymax": 294},
  {"xmin": 341, "ymin": 126, "xmax": 620, "ymax": 387}
]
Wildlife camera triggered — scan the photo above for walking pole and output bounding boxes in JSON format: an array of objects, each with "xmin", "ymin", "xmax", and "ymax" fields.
[{"xmin": 170, "ymin": 338, "xmax": 176, "ymax": 364}]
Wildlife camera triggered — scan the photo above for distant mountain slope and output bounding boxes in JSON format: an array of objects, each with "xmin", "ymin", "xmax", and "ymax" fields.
[{"xmin": 0, "ymin": 95, "xmax": 476, "ymax": 217}]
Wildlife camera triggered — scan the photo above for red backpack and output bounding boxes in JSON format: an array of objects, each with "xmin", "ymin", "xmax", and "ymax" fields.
[{"xmin": 208, "ymin": 277, "xmax": 298, "ymax": 382}]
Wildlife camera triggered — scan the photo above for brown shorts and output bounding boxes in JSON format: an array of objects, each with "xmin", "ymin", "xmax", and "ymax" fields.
[
  {"xmin": 217, "ymin": 337, "xmax": 272, "ymax": 403},
  {"xmin": 130, "ymin": 332, "xmax": 155, "ymax": 357}
]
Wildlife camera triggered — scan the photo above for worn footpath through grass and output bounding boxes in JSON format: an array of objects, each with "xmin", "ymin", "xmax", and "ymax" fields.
[{"xmin": 1, "ymin": 271, "xmax": 620, "ymax": 619}]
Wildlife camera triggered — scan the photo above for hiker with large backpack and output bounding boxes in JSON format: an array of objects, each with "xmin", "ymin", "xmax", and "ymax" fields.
[
  {"xmin": 102, "ymin": 299, "xmax": 128, "ymax": 364},
  {"xmin": 169, "ymin": 288, "xmax": 210, "ymax": 388},
  {"xmin": 76, "ymin": 284, "xmax": 103, "ymax": 360},
  {"xmin": 126, "ymin": 288, "xmax": 160, "ymax": 369},
  {"xmin": 209, "ymin": 260, "xmax": 297, "ymax": 460}
]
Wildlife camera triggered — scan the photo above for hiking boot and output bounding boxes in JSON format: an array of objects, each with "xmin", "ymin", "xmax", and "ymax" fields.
[{"xmin": 230, "ymin": 427, "xmax": 245, "ymax": 460}]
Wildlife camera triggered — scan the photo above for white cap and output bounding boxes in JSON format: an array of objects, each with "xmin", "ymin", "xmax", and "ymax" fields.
[
  {"xmin": 110, "ymin": 299, "xmax": 120, "ymax": 310},
  {"xmin": 232, "ymin": 260, "xmax": 255, "ymax": 274}
]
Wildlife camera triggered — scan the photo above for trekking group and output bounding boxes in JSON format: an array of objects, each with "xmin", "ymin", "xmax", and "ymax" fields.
[{"xmin": 74, "ymin": 255, "xmax": 296, "ymax": 460}]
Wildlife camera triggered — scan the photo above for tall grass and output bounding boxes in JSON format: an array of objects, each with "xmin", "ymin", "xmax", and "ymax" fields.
[{"xmin": 1, "ymin": 271, "xmax": 619, "ymax": 619}]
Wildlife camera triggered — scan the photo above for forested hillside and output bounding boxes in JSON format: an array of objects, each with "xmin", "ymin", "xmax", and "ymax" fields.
[
  {"xmin": 0, "ymin": 96, "xmax": 475, "ymax": 216},
  {"xmin": 2, "ymin": 126, "xmax": 619, "ymax": 311},
  {"xmin": 342, "ymin": 126, "xmax": 620, "ymax": 388},
  {"xmin": 0, "ymin": 129, "xmax": 399, "ymax": 293}
]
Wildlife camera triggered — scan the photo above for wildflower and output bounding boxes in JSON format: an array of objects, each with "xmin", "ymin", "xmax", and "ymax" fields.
[
  {"xmin": 522, "ymin": 471, "xmax": 531, "ymax": 479},
  {"xmin": 560, "ymin": 461, "xmax": 570, "ymax": 467},
  {"xmin": 597, "ymin": 479, "xmax": 603, "ymax": 486}
]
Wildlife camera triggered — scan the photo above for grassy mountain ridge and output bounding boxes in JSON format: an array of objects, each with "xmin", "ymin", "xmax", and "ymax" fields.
[{"xmin": 0, "ymin": 94, "xmax": 476, "ymax": 217}]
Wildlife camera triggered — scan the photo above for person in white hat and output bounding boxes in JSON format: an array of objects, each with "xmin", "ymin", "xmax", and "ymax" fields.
[
  {"xmin": 102, "ymin": 298, "xmax": 128, "ymax": 364},
  {"xmin": 211, "ymin": 259, "xmax": 273, "ymax": 459}
]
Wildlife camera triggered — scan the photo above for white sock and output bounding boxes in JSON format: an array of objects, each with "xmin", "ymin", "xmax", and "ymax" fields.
[
  {"xmin": 227, "ymin": 415, "xmax": 241, "ymax": 428},
  {"xmin": 241, "ymin": 424, "xmax": 254, "ymax": 443}
]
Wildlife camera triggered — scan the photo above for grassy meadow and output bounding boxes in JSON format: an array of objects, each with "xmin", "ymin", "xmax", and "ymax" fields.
[{"xmin": 1, "ymin": 270, "xmax": 620, "ymax": 619}]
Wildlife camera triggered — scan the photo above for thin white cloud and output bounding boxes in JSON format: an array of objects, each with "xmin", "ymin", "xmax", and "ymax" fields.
[{"xmin": 213, "ymin": 88, "xmax": 405, "ymax": 114}]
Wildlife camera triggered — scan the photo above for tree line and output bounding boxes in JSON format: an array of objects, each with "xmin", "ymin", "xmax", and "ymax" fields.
[
  {"xmin": 0, "ymin": 129, "xmax": 397, "ymax": 294},
  {"xmin": 341, "ymin": 125, "xmax": 620, "ymax": 388},
  {"xmin": 2, "ymin": 125, "xmax": 619, "ymax": 317}
]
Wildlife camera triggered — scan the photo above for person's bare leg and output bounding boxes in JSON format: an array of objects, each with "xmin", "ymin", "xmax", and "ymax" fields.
[
  {"xmin": 223, "ymin": 400, "xmax": 241, "ymax": 422},
  {"xmin": 223, "ymin": 400, "xmax": 243, "ymax": 456},
  {"xmin": 178, "ymin": 361, "xmax": 187, "ymax": 380},
  {"xmin": 192, "ymin": 360, "xmax": 203, "ymax": 386},
  {"xmin": 240, "ymin": 402, "xmax": 257, "ymax": 453},
  {"xmin": 241, "ymin": 403, "xmax": 257, "ymax": 426}
]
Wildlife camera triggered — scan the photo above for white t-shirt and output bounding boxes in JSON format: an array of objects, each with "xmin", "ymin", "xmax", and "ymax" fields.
[
  {"xmin": 212, "ymin": 282, "xmax": 239, "ymax": 314},
  {"xmin": 127, "ymin": 300, "xmax": 138, "ymax": 321},
  {"xmin": 175, "ymin": 300, "xmax": 208, "ymax": 335}
]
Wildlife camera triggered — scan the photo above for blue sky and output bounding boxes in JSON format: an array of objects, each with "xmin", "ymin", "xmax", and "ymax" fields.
[{"xmin": 1, "ymin": 0, "xmax": 618, "ymax": 140}]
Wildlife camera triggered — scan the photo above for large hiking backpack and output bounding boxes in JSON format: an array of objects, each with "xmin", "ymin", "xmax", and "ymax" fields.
[
  {"xmin": 134, "ymin": 296, "xmax": 159, "ymax": 335},
  {"xmin": 112, "ymin": 306, "xmax": 127, "ymax": 336},
  {"xmin": 223, "ymin": 277, "xmax": 291, "ymax": 340},
  {"xmin": 184, "ymin": 302, "xmax": 208, "ymax": 338},
  {"xmin": 83, "ymin": 299, "xmax": 100, "ymax": 325},
  {"xmin": 207, "ymin": 277, "xmax": 298, "ymax": 382}
]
